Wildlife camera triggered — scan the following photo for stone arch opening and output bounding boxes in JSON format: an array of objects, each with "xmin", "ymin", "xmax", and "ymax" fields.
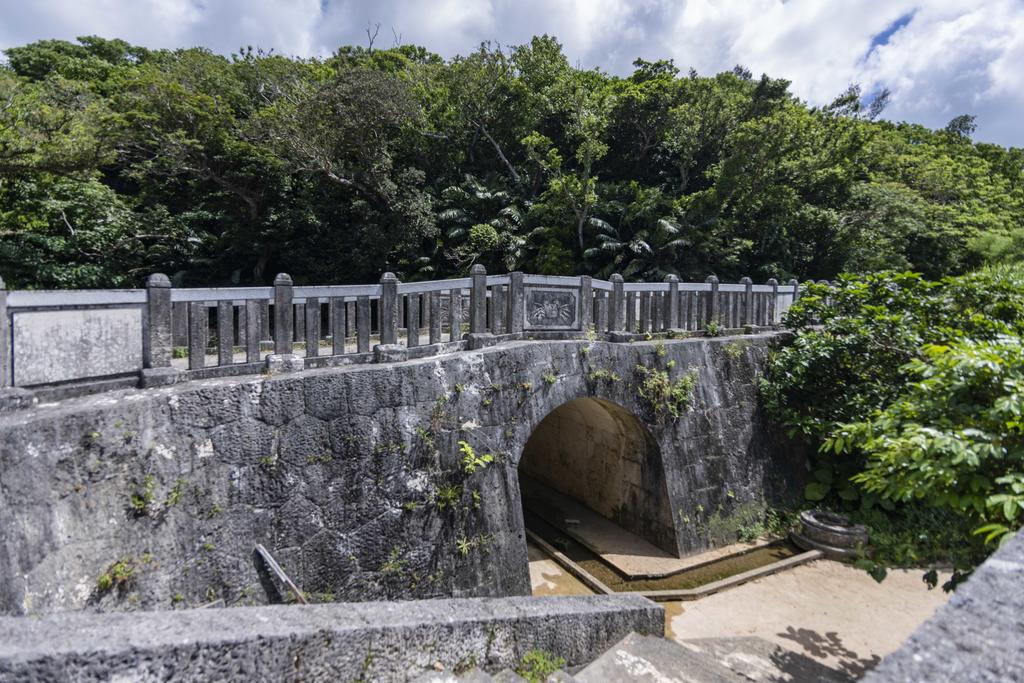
[{"xmin": 518, "ymin": 397, "xmax": 678, "ymax": 556}]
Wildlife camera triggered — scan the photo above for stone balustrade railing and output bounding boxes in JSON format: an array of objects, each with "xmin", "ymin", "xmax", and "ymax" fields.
[{"xmin": 0, "ymin": 267, "xmax": 812, "ymax": 405}]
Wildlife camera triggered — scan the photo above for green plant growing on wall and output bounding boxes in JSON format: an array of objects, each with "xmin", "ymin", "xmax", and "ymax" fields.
[
  {"xmin": 164, "ymin": 478, "xmax": 187, "ymax": 507},
  {"xmin": 96, "ymin": 556, "xmax": 136, "ymax": 594},
  {"xmin": 542, "ymin": 370, "xmax": 558, "ymax": 385},
  {"xmin": 459, "ymin": 440, "xmax": 494, "ymax": 475},
  {"xmin": 636, "ymin": 364, "xmax": 698, "ymax": 421},
  {"xmin": 516, "ymin": 650, "xmax": 566, "ymax": 682},
  {"xmin": 587, "ymin": 368, "xmax": 621, "ymax": 383},
  {"xmin": 723, "ymin": 341, "xmax": 747, "ymax": 359},
  {"xmin": 705, "ymin": 320, "xmax": 722, "ymax": 337},
  {"xmin": 435, "ymin": 484, "xmax": 464, "ymax": 510},
  {"xmin": 129, "ymin": 475, "xmax": 156, "ymax": 516},
  {"xmin": 381, "ymin": 546, "xmax": 407, "ymax": 574}
]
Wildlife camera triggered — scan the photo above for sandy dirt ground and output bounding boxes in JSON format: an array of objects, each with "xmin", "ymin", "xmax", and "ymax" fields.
[
  {"xmin": 528, "ymin": 543, "xmax": 950, "ymax": 680},
  {"xmin": 664, "ymin": 560, "xmax": 950, "ymax": 679}
]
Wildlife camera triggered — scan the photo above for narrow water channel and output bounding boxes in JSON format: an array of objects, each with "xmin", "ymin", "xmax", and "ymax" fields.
[{"xmin": 525, "ymin": 511, "xmax": 801, "ymax": 593}]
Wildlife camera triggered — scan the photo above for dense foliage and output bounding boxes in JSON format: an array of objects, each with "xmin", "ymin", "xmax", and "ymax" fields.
[
  {"xmin": 762, "ymin": 266, "xmax": 1024, "ymax": 584},
  {"xmin": 1, "ymin": 36, "xmax": 1022, "ymax": 288}
]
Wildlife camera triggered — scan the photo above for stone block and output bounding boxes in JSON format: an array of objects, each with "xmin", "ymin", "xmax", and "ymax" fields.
[
  {"xmin": 374, "ymin": 344, "xmax": 409, "ymax": 363},
  {"xmin": 265, "ymin": 354, "xmax": 305, "ymax": 373}
]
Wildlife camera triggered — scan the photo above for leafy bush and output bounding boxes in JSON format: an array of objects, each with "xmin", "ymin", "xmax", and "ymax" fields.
[
  {"xmin": 836, "ymin": 337, "xmax": 1024, "ymax": 544},
  {"xmin": 761, "ymin": 265, "xmax": 1024, "ymax": 579}
]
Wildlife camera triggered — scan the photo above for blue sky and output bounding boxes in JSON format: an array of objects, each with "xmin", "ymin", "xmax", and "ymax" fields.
[{"xmin": 1, "ymin": 0, "xmax": 1021, "ymax": 147}]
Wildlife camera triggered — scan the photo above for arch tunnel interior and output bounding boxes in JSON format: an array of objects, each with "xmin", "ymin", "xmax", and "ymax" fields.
[{"xmin": 517, "ymin": 397, "xmax": 679, "ymax": 558}]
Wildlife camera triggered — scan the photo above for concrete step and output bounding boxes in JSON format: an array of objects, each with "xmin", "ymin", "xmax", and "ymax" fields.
[
  {"xmin": 493, "ymin": 670, "xmax": 528, "ymax": 682},
  {"xmin": 683, "ymin": 636, "xmax": 850, "ymax": 682},
  {"xmin": 575, "ymin": 632, "xmax": 747, "ymax": 683}
]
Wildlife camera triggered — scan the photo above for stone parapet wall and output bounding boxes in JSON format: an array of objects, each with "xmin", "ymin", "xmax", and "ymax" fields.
[
  {"xmin": 0, "ymin": 594, "xmax": 663, "ymax": 681},
  {"xmin": 863, "ymin": 530, "xmax": 1024, "ymax": 682}
]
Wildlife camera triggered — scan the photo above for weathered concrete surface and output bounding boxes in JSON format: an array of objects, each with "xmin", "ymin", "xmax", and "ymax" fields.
[
  {"xmin": 0, "ymin": 332, "xmax": 803, "ymax": 616},
  {"xmin": 0, "ymin": 594, "xmax": 663, "ymax": 682},
  {"xmin": 12, "ymin": 308, "xmax": 143, "ymax": 385},
  {"xmin": 863, "ymin": 531, "xmax": 1024, "ymax": 683}
]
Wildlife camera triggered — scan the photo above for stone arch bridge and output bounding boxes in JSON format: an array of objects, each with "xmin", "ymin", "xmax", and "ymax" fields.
[{"xmin": 0, "ymin": 268, "xmax": 808, "ymax": 615}]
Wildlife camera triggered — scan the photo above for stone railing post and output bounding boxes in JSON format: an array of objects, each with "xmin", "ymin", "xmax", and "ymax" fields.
[
  {"xmin": 267, "ymin": 273, "xmax": 303, "ymax": 372},
  {"xmin": 143, "ymin": 273, "xmax": 173, "ymax": 369},
  {"xmin": 767, "ymin": 278, "xmax": 779, "ymax": 325},
  {"xmin": 740, "ymin": 276, "xmax": 753, "ymax": 326},
  {"xmin": 508, "ymin": 271, "xmax": 525, "ymax": 334},
  {"xmin": 705, "ymin": 275, "xmax": 719, "ymax": 328},
  {"xmin": 274, "ymin": 273, "xmax": 294, "ymax": 355},
  {"xmin": 448, "ymin": 289, "xmax": 462, "ymax": 342},
  {"xmin": 664, "ymin": 275, "xmax": 679, "ymax": 330},
  {"xmin": 379, "ymin": 272, "xmax": 399, "ymax": 346},
  {"xmin": 469, "ymin": 264, "xmax": 487, "ymax": 334},
  {"xmin": 789, "ymin": 278, "xmax": 800, "ymax": 304},
  {"xmin": 138, "ymin": 273, "xmax": 183, "ymax": 387},
  {"xmin": 609, "ymin": 274, "xmax": 624, "ymax": 332},
  {"xmin": 0, "ymin": 275, "xmax": 33, "ymax": 409}
]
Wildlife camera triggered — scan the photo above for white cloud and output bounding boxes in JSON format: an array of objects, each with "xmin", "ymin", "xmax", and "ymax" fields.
[{"xmin": 0, "ymin": 0, "xmax": 1021, "ymax": 145}]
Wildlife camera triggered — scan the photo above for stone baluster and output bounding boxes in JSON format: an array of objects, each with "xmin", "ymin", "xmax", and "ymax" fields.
[
  {"xmin": 579, "ymin": 276, "xmax": 592, "ymax": 331},
  {"xmin": 330, "ymin": 298, "xmax": 345, "ymax": 355},
  {"xmin": 767, "ymin": 278, "xmax": 779, "ymax": 325},
  {"xmin": 305, "ymin": 298, "xmax": 320, "ymax": 358},
  {"xmin": 245, "ymin": 300, "xmax": 262, "ymax": 361},
  {"xmin": 609, "ymin": 274, "xmax": 624, "ymax": 332},
  {"xmin": 429, "ymin": 291, "xmax": 442, "ymax": 344},
  {"xmin": 217, "ymin": 301, "xmax": 234, "ymax": 365},
  {"xmin": 356, "ymin": 296, "xmax": 371, "ymax": 353},
  {"xmin": 508, "ymin": 272, "xmax": 524, "ymax": 334},
  {"xmin": 639, "ymin": 291, "xmax": 651, "ymax": 333},
  {"xmin": 406, "ymin": 293, "xmax": 420, "ymax": 348},
  {"xmin": 491, "ymin": 285, "xmax": 504, "ymax": 334},
  {"xmin": 188, "ymin": 303, "xmax": 207, "ymax": 370},
  {"xmin": 449, "ymin": 288, "xmax": 462, "ymax": 342},
  {"xmin": 171, "ymin": 302, "xmax": 188, "ymax": 347},
  {"xmin": 665, "ymin": 275, "xmax": 679, "ymax": 330},
  {"xmin": 594, "ymin": 290, "xmax": 608, "ymax": 332}
]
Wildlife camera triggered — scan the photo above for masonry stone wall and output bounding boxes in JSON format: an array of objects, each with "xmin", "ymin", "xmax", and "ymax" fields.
[{"xmin": 0, "ymin": 332, "xmax": 804, "ymax": 616}]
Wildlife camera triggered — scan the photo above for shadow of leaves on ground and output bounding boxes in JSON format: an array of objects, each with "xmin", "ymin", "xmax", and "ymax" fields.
[{"xmin": 777, "ymin": 626, "xmax": 882, "ymax": 680}]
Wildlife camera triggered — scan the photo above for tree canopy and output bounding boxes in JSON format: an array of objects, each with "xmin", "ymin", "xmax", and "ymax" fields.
[{"xmin": 2, "ymin": 35, "xmax": 1022, "ymax": 288}]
